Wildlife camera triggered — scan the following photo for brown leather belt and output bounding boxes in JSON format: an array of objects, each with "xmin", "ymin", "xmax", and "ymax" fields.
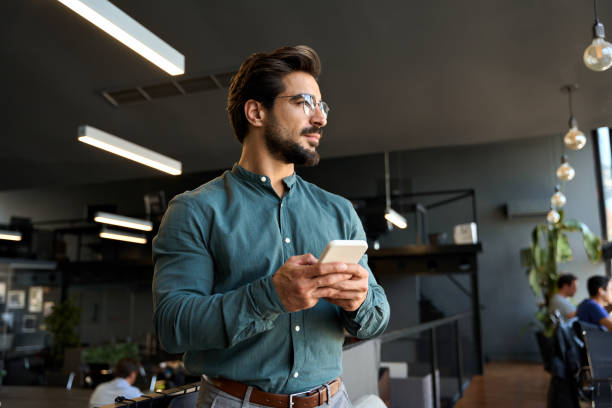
[{"xmin": 206, "ymin": 376, "xmax": 342, "ymax": 408}]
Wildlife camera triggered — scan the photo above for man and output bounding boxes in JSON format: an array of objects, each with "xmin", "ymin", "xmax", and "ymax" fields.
[
  {"xmin": 548, "ymin": 273, "xmax": 578, "ymax": 320},
  {"xmin": 152, "ymin": 45, "xmax": 390, "ymax": 408},
  {"xmin": 88, "ymin": 358, "xmax": 142, "ymax": 408},
  {"xmin": 576, "ymin": 275, "xmax": 612, "ymax": 331}
]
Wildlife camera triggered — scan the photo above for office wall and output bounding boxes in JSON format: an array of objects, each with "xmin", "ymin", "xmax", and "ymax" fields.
[{"xmin": 0, "ymin": 133, "xmax": 605, "ymax": 359}]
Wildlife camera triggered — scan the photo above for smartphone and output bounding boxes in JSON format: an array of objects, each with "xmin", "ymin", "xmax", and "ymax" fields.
[{"xmin": 318, "ymin": 240, "xmax": 368, "ymax": 264}]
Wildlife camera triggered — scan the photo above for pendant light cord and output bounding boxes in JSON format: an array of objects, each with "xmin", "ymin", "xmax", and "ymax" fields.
[
  {"xmin": 594, "ymin": 0, "xmax": 600, "ymax": 23},
  {"xmin": 567, "ymin": 88, "xmax": 574, "ymax": 118},
  {"xmin": 384, "ymin": 151, "xmax": 391, "ymax": 210}
]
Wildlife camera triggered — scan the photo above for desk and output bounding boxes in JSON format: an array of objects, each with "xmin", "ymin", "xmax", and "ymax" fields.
[
  {"xmin": 0, "ymin": 385, "xmax": 92, "ymax": 408},
  {"xmin": 368, "ymin": 243, "xmax": 484, "ymax": 374}
]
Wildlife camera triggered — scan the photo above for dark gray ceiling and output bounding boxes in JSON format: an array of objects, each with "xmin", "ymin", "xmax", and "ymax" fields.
[{"xmin": 2, "ymin": 0, "xmax": 612, "ymax": 191}]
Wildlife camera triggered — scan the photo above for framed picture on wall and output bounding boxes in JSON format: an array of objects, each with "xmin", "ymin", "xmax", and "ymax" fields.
[
  {"xmin": 22, "ymin": 315, "xmax": 36, "ymax": 333},
  {"xmin": 0, "ymin": 282, "xmax": 6, "ymax": 304},
  {"xmin": 43, "ymin": 301, "xmax": 55, "ymax": 317},
  {"xmin": 7, "ymin": 290, "xmax": 25, "ymax": 309},
  {"xmin": 1, "ymin": 312, "xmax": 14, "ymax": 328},
  {"xmin": 28, "ymin": 286, "xmax": 43, "ymax": 313}
]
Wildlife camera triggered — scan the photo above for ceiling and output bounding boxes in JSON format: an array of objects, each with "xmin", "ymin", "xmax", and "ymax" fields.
[{"xmin": 2, "ymin": 0, "xmax": 612, "ymax": 191}]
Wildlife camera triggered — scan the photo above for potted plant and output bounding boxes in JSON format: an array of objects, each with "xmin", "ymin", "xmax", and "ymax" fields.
[
  {"xmin": 44, "ymin": 298, "xmax": 81, "ymax": 366},
  {"xmin": 521, "ymin": 209, "xmax": 602, "ymax": 337}
]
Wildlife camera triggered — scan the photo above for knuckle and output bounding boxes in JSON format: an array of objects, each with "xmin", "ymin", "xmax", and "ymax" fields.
[{"xmin": 295, "ymin": 283, "xmax": 307, "ymax": 296}]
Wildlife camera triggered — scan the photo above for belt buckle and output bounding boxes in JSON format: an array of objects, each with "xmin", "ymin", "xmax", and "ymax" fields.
[
  {"xmin": 288, "ymin": 386, "xmax": 317, "ymax": 408},
  {"xmin": 289, "ymin": 392, "xmax": 298, "ymax": 408}
]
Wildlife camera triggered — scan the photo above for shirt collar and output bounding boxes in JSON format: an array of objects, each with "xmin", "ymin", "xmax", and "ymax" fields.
[{"xmin": 231, "ymin": 163, "xmax": 297, "ymax": 189}]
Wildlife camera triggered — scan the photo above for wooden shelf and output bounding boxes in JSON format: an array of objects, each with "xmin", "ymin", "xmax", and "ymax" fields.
[{"xmin": 368, "ymin": 243, "xmax": 482, "ymax": 258}]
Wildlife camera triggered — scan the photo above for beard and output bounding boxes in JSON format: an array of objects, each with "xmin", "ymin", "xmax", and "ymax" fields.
[{"xmin": 264, "ymin": 116, "xmax": 321, "ymax": 167}]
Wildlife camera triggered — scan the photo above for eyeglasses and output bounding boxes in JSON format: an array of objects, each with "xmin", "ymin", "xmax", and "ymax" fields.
[{"xmin": 274, "ymin": 93, "xmax": 329, "ymax": 120}]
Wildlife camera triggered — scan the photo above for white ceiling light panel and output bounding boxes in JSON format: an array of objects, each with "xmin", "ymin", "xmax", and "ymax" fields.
[
  {"xmin": 78, "ymin": 125, "xmax": 182, "ymax": 175},
  {"xmin": 56, "ymin": 0, "xmax": 185, "ymax": 75}
]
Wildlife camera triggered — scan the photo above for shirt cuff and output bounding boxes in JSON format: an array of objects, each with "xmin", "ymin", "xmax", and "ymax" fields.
[
  {"xmin": 345, "ymin": 286, "xmax": 374, "ymax": 322},
  {"xmin": 249, "ymin": 275, "xmax": 287, "ymax": 320}
]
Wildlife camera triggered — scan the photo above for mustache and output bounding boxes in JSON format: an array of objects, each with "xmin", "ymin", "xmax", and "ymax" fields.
[{"xmin": 301, "ymin": 127, "xmax": 323, "ymax": 136}]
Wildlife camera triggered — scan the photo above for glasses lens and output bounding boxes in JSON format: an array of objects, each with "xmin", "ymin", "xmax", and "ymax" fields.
[
  {"xmin": 319, "ymin": 101, "xmax": 329, "ymax": 119},
  {"xmin": 302, "ymin": 94, "xmax": 315, "ymax": 117}
]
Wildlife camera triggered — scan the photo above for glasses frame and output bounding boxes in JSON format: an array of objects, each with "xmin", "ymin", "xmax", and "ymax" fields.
[{"xmin": 274, "ymin": 93, "xmax": 329, "ymax": 120}]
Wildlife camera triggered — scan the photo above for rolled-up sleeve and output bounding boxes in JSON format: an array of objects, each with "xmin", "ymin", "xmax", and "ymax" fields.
[{"xmin": 152, "ymin": 196, "xmax": 286, "ymax": 353}]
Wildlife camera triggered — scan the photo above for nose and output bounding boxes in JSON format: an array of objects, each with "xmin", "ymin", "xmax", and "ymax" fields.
[{"xmin": 310, "ymin": 104, "xmax": 327, "ymax": 128}]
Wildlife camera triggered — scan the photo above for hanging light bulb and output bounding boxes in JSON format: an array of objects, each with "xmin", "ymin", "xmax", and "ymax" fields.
[
  {"xmin": 564, "ymin": 126, "xmax": 587, "ymax": 150},
  {"xmin": 561, "ymin": 84, "xmax": 586, "ymax": 151},
  {"xmin": 584, "ymin": 0, "xmax": 612, "ymax": 71},
  {"xmin": 556, "ymin": 155, "xmax": 576, "ymax": 181},
  {"xmin": 547, "ymin": 208, "xmax": 560, "ymax": 224},
  {"xmin": 551, "ymin": 185, "xmax": 567, "ymax": 208}
]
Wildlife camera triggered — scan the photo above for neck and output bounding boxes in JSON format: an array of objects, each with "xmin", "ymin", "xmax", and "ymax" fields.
[
  {"xmin": 238, "ymin": 133, "xmax": 294, "ymax": 197},
  {"xmin": 592, "ymin": 295, "xmax": 606, "ymax": 307}
]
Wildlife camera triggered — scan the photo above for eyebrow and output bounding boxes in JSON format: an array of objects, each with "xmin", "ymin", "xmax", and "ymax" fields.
[{"xmin": 293, "ymin": 93, "xmax": 323, "ymax": 101}]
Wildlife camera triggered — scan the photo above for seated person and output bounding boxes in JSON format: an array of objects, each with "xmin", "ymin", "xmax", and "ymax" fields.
[
  {"xmin": 549, "ymin": 273, "xmax": 578, "ymax": 320},
  {"xmin": 89, "ymin": 357, "xmax": 142, "ymax": 408},
  {"xmin": 576, "ymin": 275, "xmax": 612, "ymax": 331}
]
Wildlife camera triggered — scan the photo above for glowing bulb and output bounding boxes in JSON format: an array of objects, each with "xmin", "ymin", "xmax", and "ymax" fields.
[
  {"xmin": 547, "ymin": 208, "xmax": 560, "ymax": 224},
  {"xmin": 384, "ymin": 208, "xmax": 408, "ymax": 229},
  {"xmin": 584, "ymin": 37, "xmax": 612, "ymax": 71},
  {"xmin": 551, "ymin": 187, "xmax": 567, "ymax": 208},
  {"xmin": 556, "ymin": 156, "xmax": 575, "ymax": 181},
  {"xmin": 563, "ymin": 127, "xmax": 586, "ymax": 151}
]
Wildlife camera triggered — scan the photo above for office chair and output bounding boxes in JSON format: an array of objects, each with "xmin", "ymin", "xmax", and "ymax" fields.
[{"xmin": 581, "ymin": 326, "xmax": 612, "ymax": 408}]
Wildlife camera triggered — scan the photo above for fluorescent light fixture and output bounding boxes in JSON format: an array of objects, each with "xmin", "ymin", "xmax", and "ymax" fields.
[
  {"xmin": 99, "ymin": 227, "xmax": 147, "ymax": 244},
  {"xmin": 0, "ymin": 230, "xmax": 22, "ymax": 242},
  {"xmin": 56, "ymin": 0, "xmax": 184, "ymax": 75},
  {"xmin": 78, "ymin": 125, "xmax": 182, "ymax": 175},
  {"xmin": 384, "ymin": 208, "xmax": 408, "ymax": 229},
  {"xmin": 94, "ymin": 211, "xmax": 153, "ymax": 231}
]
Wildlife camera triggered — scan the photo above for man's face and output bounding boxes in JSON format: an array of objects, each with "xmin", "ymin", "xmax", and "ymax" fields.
[
  {"xmin": 568, "ymin": 280, "xmax": 578, "ymax": 297},
  {"xmin": 604, "ymin": 280, "xmax": 612, "ymax": 304},
  {"xmin": 263, "ymin": 71, "xmax": 327, "ymax": 166}
]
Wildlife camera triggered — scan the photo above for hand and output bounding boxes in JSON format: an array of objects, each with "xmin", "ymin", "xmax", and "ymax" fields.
[
  {"xmin": 272, "ymin": 254, "xmax": 353, "ymax": 312},
  {"xmin": 323, "ymin": 263, "xmax": 369, "ymax": 312}
]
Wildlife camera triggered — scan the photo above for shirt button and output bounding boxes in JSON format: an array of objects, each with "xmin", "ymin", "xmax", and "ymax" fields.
[
  {"xmin": 260, "ymin": 176, "xmax": 266, "ymax": 182},
  {"xmin": 284, "ymin": 237, "xmax": 291, "ymax": 244},
  {"xmin": 293, "ymin": 372, "xmax": 299, "ymax": 378},
  {"xmin": 295, "ymin": 325, "xmax": 300, "ymax": 332}
]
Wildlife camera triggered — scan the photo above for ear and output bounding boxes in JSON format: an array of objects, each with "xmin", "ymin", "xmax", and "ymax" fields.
[{"xmin": 244, "ymin": 99, "xmax": 266, "ymax": 128}]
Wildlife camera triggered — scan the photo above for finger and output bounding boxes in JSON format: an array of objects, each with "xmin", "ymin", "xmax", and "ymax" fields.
[
  {"xmin": 343, "ymin": 264, "xmax": 369, "ymax": 279},
  {"xmin": 323, "ymin": 298, "xmax": 354, "ymax": 310},
  {"xmin": 325, "ymin": 279, "xmax": 367, "ymax": 291},
  {"xmin": 288, "ymin": 253, "xmax": 318, "ymax": 266},
  {"xmin": 322, "ymin": 289, "xmax": 365, "ymax": 301},
  {"xmin": 312, "ymin": 286, "xmax": 342, "ymax": 299},
  {"xmin": 313, "ymin": 273, "xmax": 353, "ymax": 287},
  {"xmin": 305, "ymin": 262, "xmax": 348, "ymax": 278}
]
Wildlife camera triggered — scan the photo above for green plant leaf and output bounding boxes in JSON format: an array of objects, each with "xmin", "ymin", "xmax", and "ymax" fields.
[
  {"xmin": 520, "ymin": 248, "xmax": 533, "ymax": 268},
  {"xmin": 528, "ymin": 266, "xmax": 542, "ymax": 298},
  {"xmin": 556, "ymin": 232, "xmax": 573, "ymax": 263},
  {"xmin": 562, "ymin": 219, "xmax": 603, "ymax": 262}
]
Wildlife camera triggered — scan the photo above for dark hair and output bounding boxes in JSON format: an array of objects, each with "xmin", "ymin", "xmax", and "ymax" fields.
[
  {"xmin": 587, "ymin": 275, "xmax": 610, "ymax": 297},
  {"xmin": 115, "ymin": 357, "xmax": 139, "ymax": 379},
  {"xmin": 227, "ymin": 45, "xmax": 321, "ymax": 143},
  {"xmin": 557, "ymin": 273, "xmax": 577, "ymax": 289}
]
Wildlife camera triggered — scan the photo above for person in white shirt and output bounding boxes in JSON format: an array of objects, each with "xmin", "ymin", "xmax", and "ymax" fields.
[
  {"xmin": 89, "ymin": 357, "xmax": 142, "ymax": 408},
  {"xmin": 549, "ymin": 273, "xmax": 578, "ymax": 321}
]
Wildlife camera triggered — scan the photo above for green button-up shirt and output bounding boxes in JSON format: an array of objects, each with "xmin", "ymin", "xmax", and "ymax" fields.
[{"xmin": 152, "ymin": 164, "xmax": 390, "ymax": 394}]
